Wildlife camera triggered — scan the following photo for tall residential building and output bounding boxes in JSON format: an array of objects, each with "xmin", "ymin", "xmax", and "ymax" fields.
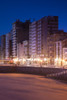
[
  {"xmin": 5, "ymin": 31, "xmax": 12, "ymax": 59},
  {"xmin": 29, "ymin": 16, "xmax": 58, "ymax": 58},
  {"xmin": 12, "ymin": 20, "xmax": 30, "ymax": 58},
  {"xmin": 29, "ymin": 21, "xmax": 37, "ymax": 57}
]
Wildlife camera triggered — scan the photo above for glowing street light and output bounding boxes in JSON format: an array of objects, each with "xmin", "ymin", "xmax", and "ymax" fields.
[
  {"xmin": 13, "ymin": 58, "xmax": 18, "ymax": 63},
  {"xmin": 44, "ymin": 58, "xmax": 47, "ymax": 61}
]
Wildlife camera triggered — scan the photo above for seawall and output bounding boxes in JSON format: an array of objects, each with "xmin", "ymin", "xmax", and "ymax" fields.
[{"xmin": 0, "ymin": 66, "xmax": 67, "ymax": 82}]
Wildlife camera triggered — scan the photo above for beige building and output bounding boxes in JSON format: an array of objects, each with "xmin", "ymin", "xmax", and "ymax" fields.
[
  {"xmin": 17, "ymin": 40, "xmax": 29, "ymax": 59},
  {"xmin": 55, "ymin": 39, "xmax": 67, "ymax": 66},
  {"xmin": 47, "ymin": 30, "xmax": 67, "ymax": 65}
]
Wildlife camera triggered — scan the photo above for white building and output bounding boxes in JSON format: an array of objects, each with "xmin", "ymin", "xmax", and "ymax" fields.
[
  {"xmin": 55, "ymin": 39, "xmax": 67, "ymax": 66},
  {"xmin": 55, "ymin": 41, "xmax": 62, "ymax": 66},
  {"xmin": 55, "ymin": 41, "xmax": 62, "ymax": 60},
  {"xmin": 29, "ymin": 21, "xmax": 37, "ymax": 58},
  {"xmin": 17, "ymin": 40, "xmax": 29, "ymax": 59},
  {"xmin": 12, "ymin": 23, "xmax": 17, "ymax": 58}
]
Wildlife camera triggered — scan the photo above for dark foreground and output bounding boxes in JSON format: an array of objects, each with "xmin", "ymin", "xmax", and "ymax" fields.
[{"xmin": 0, "ymin": 73, "xmax": 67, "ymax": 100}]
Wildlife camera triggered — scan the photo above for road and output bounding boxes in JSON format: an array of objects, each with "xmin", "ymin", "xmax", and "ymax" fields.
[{"xmin": 0, "ymin": 74, "xmax": 67, "ymax": 100}]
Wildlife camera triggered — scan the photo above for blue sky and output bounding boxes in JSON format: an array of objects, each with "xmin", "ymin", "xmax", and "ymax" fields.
[{"xmin": 0, "ymin": 0, "xmax": 67, "ymax": 35}]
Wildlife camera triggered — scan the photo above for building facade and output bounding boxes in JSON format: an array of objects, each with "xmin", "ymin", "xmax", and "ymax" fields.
[
  {"xmin": 29, "ymin": 16, "xmax": 58, "ymax": 59},
  {"xmin": 47, "ymin": 30, "xmax": 67, "ymax": 65},
  {"xmin": 29, "ymin": 21, "xmax": 37, "ymax": 58},
  {"xmin": 0, "ymin": 35, "xmax": 6, "ymax": 60},
  {"xmin": 5, "ymin": 32, "xmax": 12, "ymax": 59},
  {"xmin": 17, "ymin": 40, "xmax": 29, "ymax": 59},
  {"xmin": 55, "ymin": 38, "xmax": 67, "ymax": 66},
  {"xmin": 12, "ymin": 20, "xmax": 30, "ymax": 58}
]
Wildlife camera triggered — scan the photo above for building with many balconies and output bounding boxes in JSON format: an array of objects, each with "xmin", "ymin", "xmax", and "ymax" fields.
[
  {"xmin": 12, "ymin": 20, "xmax": 30, "ymax": 58},
  {"xmin": 47, "ymin": 30, "xmax": 67, "ymax": 65},
  {"xmin": 5, "ymin": 31, "xmax": 12, "ymax": 59},
  {"xmin": 29, "ymin": 16, "xmax": 58, "ymax": 59}
]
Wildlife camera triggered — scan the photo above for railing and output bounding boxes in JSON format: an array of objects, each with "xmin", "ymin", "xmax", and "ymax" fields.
[{"xmin": 46, "ymin": 70, "xmax": 67, "ymax": 77}]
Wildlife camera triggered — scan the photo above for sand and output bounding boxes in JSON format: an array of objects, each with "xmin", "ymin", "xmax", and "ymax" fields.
[{"xmin": 0, "ymin": 73, "xmax": 67, "ymax": 100}]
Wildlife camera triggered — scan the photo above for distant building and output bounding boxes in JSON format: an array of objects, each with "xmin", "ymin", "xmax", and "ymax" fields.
[
  {"xmin": 55, "ymin": 38, "xmax": 67, "ymax": 66},
  {"xmin": 5, "ymin": 31, "xmax": 12, "ymax": 59},
  {"xmin": 47, "ymin": 30, "xmax": 67, "ymax": 65},
  {"xmin": 29, "ymin": 16, "xmax": 58, "ymax": 58},
  {"xmin": 17, "ymin": 40, "xmax": 29, "ymax": 59},
  {"xmin": 0, "ymin": 35, "xmax": 6, "ymax": 60},
  {"xmin": 12, "ymin": 20, "xmax": 30, "ymax": 58},
  {"xmin": 63, "ymin": 48, "xmax": 67, "ymax": 66}
]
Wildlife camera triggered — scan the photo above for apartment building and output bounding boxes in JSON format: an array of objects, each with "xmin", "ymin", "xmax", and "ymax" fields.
[
  {"xmin": 0, "ymin": 35, "xmax": 6, "ymax": 60},
  {"xmin": 47, "ymin": 30, "xmax": 67, "ymax": 65},
  {"xmin": 29, "ymin": 16, "xmax": 58, "ymax": 58},
  {"xmin": 12, "ymin": 20, "xmax": 30, "ymax": 58},
  {"xmin": 5, "ymin": 31, "xmax": 12, "ymax": 59},
  {"xmin": 55, "ymin": 38, "xmax": 67, "ymax": 66}
]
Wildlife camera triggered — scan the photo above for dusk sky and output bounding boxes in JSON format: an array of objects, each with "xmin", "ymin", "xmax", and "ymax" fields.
[{"xmin": 0, "ymin": 0, "xmax": 67, "ymax": 35}]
